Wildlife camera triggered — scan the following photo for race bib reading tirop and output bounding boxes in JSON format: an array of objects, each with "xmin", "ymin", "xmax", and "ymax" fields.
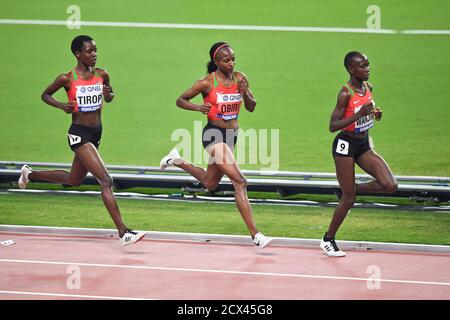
[
  {"xmin": 216, "ymin": 93, "xmax": 242, "ymax": 120},
  {"xmin": 76, "ymin": 84, "xmax": 103, "ymax": 112},
  {"xmin": 354, "ymin": 100, "xmax": 375, "ymax": 133}
]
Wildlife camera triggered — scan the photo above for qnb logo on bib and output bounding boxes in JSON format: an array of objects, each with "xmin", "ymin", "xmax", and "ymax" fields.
[
  {"xmin": 354, "ymin": 104, "xmax": 374, "ymax": 133},
  {"xmin": 76, "ymin": 84, "xmax": 103, "ymax": 112},
  {"xmin": 218, "ymin": 93, "xmax": 242, "ymax": 103},
  {"xmin": 217, "ymin": 93, "xmax": 242, "ymax": 120}
]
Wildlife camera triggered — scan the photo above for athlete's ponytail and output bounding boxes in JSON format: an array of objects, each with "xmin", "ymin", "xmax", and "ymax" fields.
[{"xmin": 206, "ymin": 42, "xmax": 228, "ymax": 74}]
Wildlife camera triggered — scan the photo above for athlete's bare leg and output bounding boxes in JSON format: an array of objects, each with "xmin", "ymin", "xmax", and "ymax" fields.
[
  {"xmin": 176, "ymin": 161, "xmax": 224, "ymax": 191},
  {"xmin": 175, "ymin": 142, "xmax": 258, "ymax": 237},
  {"xmin": 71, "ymin": 143, "xmax": 127, "ymax": 237},
  {"xmin": 29, "ymin": 155, "xmax": 88, "ymax": 187},
  {"xmin": 209, "ymin": 143, "xmax": 258, "ymax": 237},
  {"xmin": 355, "ymin": 150, "xmax": 398, "ymax": 194},
  {"xmin": 326, "ymin": 156, "xmax": 356, "ymax": 239}
]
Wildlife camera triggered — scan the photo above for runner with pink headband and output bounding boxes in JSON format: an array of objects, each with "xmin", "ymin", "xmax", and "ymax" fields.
[
  {"xmin": 159, "ymin": 42, "xmax": 273, "ymax": 249},
  {"xmin": 212, "ymin": 43, "xmax": 229, "ymax": 59}
]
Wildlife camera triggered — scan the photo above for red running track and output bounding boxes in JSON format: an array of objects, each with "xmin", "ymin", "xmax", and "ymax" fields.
[{"xmin": 0, "ymin": 232, "xmax": 449, "ymax": 300}]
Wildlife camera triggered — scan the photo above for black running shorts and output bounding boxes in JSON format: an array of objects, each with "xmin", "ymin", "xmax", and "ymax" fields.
[
  {"xmin": 332, "ymin": 131, "xmax": 372, "ymax": 160},
  {"xmin": 67, "ymin": 123, "xmax": 102, "ymax": 151},
  {"xmin": 202, "ymin": 123, "xmax": 238, "ymax": 151}
]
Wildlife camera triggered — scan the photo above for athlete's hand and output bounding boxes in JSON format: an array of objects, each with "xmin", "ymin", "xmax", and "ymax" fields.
[
  {"xmin": 237, "ymin": 78, "xmax": 249, "ymax": 94},
  {"xmin": 103, "ymin": 84, "xmax": 113, "ymax": 97},
  {"xmin": 61, "ymin": 101, "xmax": 75, "ymax": 114},
  {"xmin": 357, "ymin": 102, "xmax": 374, "ymax": 117},
  {"xmin": 373, "ymin": 107, "xmax": 382, "ymax": 121},
  {"xmin": 198, "ymin": 103, "xmax": 211, "ymax": 114}
]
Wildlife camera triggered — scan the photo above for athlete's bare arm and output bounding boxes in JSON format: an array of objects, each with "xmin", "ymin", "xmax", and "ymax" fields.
[
  {"xmin": 176, "ymin": 76, "xmax": 213, "ymax": 114},
  {"xmin": 365, "ymin": 82, "xmax": 382, "ymax": 120},
  {"xmin": 96, "ymin": 68, "xmax": 114, "ymax": 103},
  {"xmin": 329, "ymin": 87, "xmax": 374, "ymax": 132},
  {"xmin": 235, "ymin": 71, "xmax": 256, "ymax": 112},
  {"xmin": 41, "ymin": 73, "xmax": 74, "ymax": 114}
]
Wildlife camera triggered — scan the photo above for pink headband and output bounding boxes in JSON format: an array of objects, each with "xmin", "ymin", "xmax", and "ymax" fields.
[{"xmin": 212, "ymin": 44, "xmax": 229, "ymax": 59}]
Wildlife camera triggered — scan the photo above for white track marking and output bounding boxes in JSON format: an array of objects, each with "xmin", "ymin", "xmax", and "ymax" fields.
[
  {"xmin": 401, "ymin": 29, "xmax": 450, "ymax": 35},
  {"xmin": 1, "ymin": 258, "xmax": 449, "ymax": 287},
  {"xmin": 1, "ymin": 19, "xmax": 449, "ymax": 35},
  {"xmin": 0, "ymin": 19, "xmax": 396, "ymax": 33},
  {"xmin": 0, "ymin": 290, "xmax": 152, "ymax": 300}
]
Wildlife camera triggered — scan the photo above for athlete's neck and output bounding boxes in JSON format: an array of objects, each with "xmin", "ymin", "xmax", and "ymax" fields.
[
  {"xmin": 349, "ymin": 77, "xmax": 364, "ymax": 91},
  {"xmin": 216, "ymin": 69, "xmax": 234, "ymax": 81},
  {"xmin": 75, "ymin": 63, "xmax": 94, "ymax": 78}
]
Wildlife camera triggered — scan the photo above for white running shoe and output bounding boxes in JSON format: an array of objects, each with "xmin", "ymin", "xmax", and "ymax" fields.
[
  {"xmin": 252, "ymin": 232, "xmax": 273, "ymax": 248},
  {"xmin": 18, "ymin": 165, "xmax": 33, "ymax": 189},
  {"xmin": 120, "ymin": 230, "xmax": 146, "ymax": 246},
  {"xmin": 160, "ymin": 148, "xmax": 181, "ymax": 170},
  {"xmin": 320, "ymin": 237, "xmax": 346, "ymax": 257}
]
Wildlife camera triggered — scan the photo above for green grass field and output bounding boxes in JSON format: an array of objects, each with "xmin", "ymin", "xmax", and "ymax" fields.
[
  {"xmin": 1, "ymin": 193, "xmax": 449, "ymax": 245},
  {"xmin": 0, "ymin": 1, "xmax": 449, "ymax": 244},
  {"xmin": 1, "ymin": 0, "xmax": 449, "ymax": 173}
]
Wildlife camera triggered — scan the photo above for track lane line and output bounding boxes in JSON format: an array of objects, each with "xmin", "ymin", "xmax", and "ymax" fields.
[
  {"xmin": 1, "ymin": 258, "xmax": 449, "ymax": 287},
  {"xmin": 0, "ymin": 290, "xmax": 152, "ymax": 300}
]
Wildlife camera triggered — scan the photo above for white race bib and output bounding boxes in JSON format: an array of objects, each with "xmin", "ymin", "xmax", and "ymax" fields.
[
  {"xmin": 76, "ymin": 84, "xmax": 103, "ymax": 112},
  {"xmin": 354, "ymin": 105, "xmax": 374, "ymax": 133},
  {"xmin": 216, "ymin": 93, "xmax": 242, "ymax": 120},
  {"xmin": 336, "ymin": 139, "xmax": 349, "ymax": 155}
]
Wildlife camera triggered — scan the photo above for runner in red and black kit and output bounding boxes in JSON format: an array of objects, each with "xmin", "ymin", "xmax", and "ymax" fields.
[
  {"xmin": 160, "ymin": 42, "xmax": 272, "ymax": 248},
  {"xmin": 320, "ymin": 51, "xmax": 398, "ymax": 257},
  {"xmin": 17, "ymin": 35, "xmax": 145, "ymax": 246}
]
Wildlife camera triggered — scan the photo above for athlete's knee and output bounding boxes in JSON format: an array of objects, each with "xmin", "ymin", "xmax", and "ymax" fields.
[
  {"xmin": 98, "ymin": 174, "xmax": 114, "ymax": 189},
  {"xmin": 204, "ymin": 180, "xmax": 220, "ymax": 191},
  {"xmin": 232, "ymin": 176, "xmax": 248, "ymax": 189},
  {"xmin": 66, "ymin": 174, "xmax": 85, "ymax": 187},
  {"xmin": 341, "ymin": 193, "xmax": 356, "ymax": 207},
  {"xmin": 383, "ymin": 180, "xmax": 398, "ymax": 194},
  {"xmin": 67, "ymin": 179, "xmax": 84, "ymax": 187}
]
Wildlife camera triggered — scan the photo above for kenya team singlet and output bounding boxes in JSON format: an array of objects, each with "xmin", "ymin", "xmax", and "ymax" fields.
[
  {"xmin": 67, "ymin": 69, "xmax": 104, "ymax": 113},
  {"xmin": 342, "ymin": 82, "xmax": 375, "ymax": 133},
  {"xmin": 204, "ymin": 72, "xmax": 243, "ymax": 121}
]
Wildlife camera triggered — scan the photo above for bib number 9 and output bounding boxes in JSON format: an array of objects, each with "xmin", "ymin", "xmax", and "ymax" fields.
[{"xmin": 336, "ymin": 139, "xmax": 349, "ymax": 155}]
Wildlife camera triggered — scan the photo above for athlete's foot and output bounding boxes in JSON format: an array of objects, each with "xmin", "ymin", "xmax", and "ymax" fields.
[
  {"xmin": 320, "ymin": 233, "xmax": 346, "ymax": 257},
  {"xmin": 120, "ymin": 229, "xmax": 146, "ymax": 246},
  {"xmin": 18, "ymin": 165, "xmax": 33, "ymax": 189},
  {"xmin": 252, "ymin": 232, "xmax": 273, "ymax": 249},
  {"xmin": 160, "ymin": 148, "xmax": 181, "ymax": 170}
]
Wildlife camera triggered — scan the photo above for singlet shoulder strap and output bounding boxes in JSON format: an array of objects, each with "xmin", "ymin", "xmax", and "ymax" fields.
[
  {"xmin": 93, "ymin": 68, "xmax": 101, "ymax": 78},
  {"xmin": 72, "ymin": 68, "xmax": 102, "ymax": 80},
  {"xmin": 345, "ymin": 82, "xmax": 354, "ymax": 97},
  {"xmin": 363, "ymin": 81, "xmax": 370, "ymax": 92},
  {"xmin": 232, "ymin": 71, "xmax": 237, "ymax": 82},
  {"xmin": 213, "ymin": 72, "xmax": 219, "ymax": 87},
  {"xmin": 213, "ymin": 72, "xmax": 237, "ymax": 88}
]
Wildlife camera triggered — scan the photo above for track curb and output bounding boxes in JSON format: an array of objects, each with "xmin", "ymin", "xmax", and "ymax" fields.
[{"xmin": 1, "ymin": 224, "xmax": 449, "ymax": 254}]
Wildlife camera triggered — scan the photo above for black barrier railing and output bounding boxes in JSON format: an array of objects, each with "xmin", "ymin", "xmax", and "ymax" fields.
[{"xmin": 0, "ymin": 161, "xmax": 449, "ymax": 202}]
